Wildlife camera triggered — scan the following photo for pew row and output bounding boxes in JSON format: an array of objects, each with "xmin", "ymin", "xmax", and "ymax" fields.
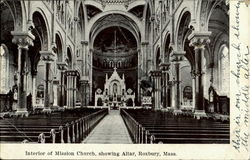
[
  {"xmin": 0, "ymin": 108, "xmax": 108, "ymax": 143},
  {"xmin": 121, "ymin": 109, "xmax": 229, "ymax": 144}
]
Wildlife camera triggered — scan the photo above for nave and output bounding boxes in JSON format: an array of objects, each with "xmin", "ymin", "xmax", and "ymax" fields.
[
  {"xmin": 0, "ymin": 108, "xmax": 229, "ymax": 144},
  {"xmin": 0, "ymin": 0, "xmax": 230, "ymax": 145}
]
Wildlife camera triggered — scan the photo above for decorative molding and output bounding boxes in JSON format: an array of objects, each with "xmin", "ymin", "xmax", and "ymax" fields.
[
  {"xmin": 149, "ymin": 70, "xmax": 162, "ymax": 77},
  {"xmin": 170, "ymin": 50, "xmax": 185, "ymax": 62},
  {"xmin": 159, "ymin": 62, "xmax": 170, "ymax": 71},
  {"xmin": 141, "ymin": 41, "xmax": 149, "ymax": 46},
  {"xmin": 11, "ymin": 31, "xmax": 35, "ymax": 49},
  {"xmin": 188, "ymin": 31, "xmax": 211, "ymax": 49},
  {"xmin": 81, "ymin": 40, "xmax": 89, "ymax": 45},
  {"xmin": 57, "ymin": 62, "xmax": 68, "ymax": 70},
  {"xmin": 40, "ymin": 51, "xmax": 56, "ymax": 62},
  {"xmin": 65, "ymin": 70, "xmax": 80, "ymax": 77}
]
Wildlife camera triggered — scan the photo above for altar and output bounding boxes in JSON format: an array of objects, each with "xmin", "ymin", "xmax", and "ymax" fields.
[{"xmin": 95, "ymin": 68, "xmax": 135, "ymax": 108}]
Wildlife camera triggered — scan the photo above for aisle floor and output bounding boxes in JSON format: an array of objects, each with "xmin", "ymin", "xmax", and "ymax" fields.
[{"xmin": 83, "ymin": 110, "xmax": 132, "ymax": 144}]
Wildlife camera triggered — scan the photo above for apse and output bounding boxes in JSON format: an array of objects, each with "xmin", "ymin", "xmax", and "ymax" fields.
[{"xmin": 92, "ymin": 26, "xmax": 138, "ymax": 104}]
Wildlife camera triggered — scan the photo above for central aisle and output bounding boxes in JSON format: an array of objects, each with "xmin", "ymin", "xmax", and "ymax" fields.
[{"xmin": 83, "ymin": 110, "xmax": 133, "ymax": 144}]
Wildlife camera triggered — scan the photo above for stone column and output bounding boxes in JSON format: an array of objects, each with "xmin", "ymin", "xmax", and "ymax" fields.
[
  {"xmin": 65, "ymin": 70, "xmax": 79, "ymax": 109},
  {"xmin": 53, "ymin": 80, "xmax": 59, "ymax": 109},
  {"xmin": 0, "ymin": 44, "xmax": 9, "ymax": 94},
  {"xmin": 149, "ymin": 15, "xmax": 155, "ymax": 71},
  {"xmin": 166, "ymin": 73, "xmax": 170, "ymax": 107},
  {"xmin": 57, "ymin": 62, "xmax": 68, "ymax": 109},
  {"xmin": 174, "ymin": 62, "xmax": 181, "ymax": 113},
  {"xmin": 160, "ymin": 63, "xmax": 170, "ymax": 108},
  {"xmin": 137, "ymin": 48, "xmax": 141, "ymax": 105},
  {"xmin": 191, "ymin": 69, "xmax": 196, "ymax": 110},
  {"xmin": 81, "ymin": 40, "xmax": 88, "ymax": 78},
  {"xmin": 31, "ymin": 70, "xmax": 37, "ymax": 108},
  {"xmin": 170, "ymin": 81, "xmax": 175, "ymax": 108},
  {"xmin": 40, "ymin": 51, "xmax": 56, "ymax": 113},
  {"xmin": 170, "ymin": 52, "xmax": 185, "ymax": 114},
  {"xmin": 79, "ymin": 80, "xmax": 89, "ymax": 107},
  {"xmin": 89, "ymin": 49, "xmax": 93, "ymax": 105},
  {"xmin": 189, "ymin": 31, "xmax": 211, "ymax": 119},
  {"xmin": 141, "ymin": 42, "xmax": 149, "ymax": 75},
  {"xmin": 150, "ymin": 70, "xmax": 162, "ymax": 110},
  {"xmin": 11, "ymin": 31, "xmax": 35, "ymax": 117},
  {"xmin": 86, "ymin": 82, "xmax": 90, "ymax": 106},
  {"xmin": 66, "ymin": 72, "xmax": 72, "ymax": 109}
]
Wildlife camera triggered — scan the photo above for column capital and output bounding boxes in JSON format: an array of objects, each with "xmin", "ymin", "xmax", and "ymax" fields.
[
  {"xmin": 11, "ymin": 31, "xmax": 35, "ymax": 49},
  {"xmin": 188, "ymin": 31, "xmax": 211, "ymax": 49},
  {"xmin": 81, "ymin": 40, "xmax": 88, "ymax": 45},
  {"xmin": 173, "ymin": 61, "xmax": 181, "ymax": 67},
  {"xmin": 79, "ymin": 80, "xmax": 89, "ymax": 85},
  {"xmin": 53, "ymin": 80, "xmax": 60, "ymax": 84},
  {"xmin": 159, "ymin": 62, "xmax": 170, "ymax": 71},
  {"xmin": 40, "ymin": 51, "xmax": 56, "ymax": 62},
  {"xmin": 74, "ymin": 16, "xmax": 79, "ymax": 22},
  {"xmin": 141, "ymin": 41, "xmax": 149, "ymax": 46},
  {"xmin": 57, "ymin": 62, "xmax": 68, "ymax": 70},
  {"xmin": 65, "ymin": 70, "xmax": 80, "ymax": 77},
  {"xmin": 191, "ymin": 69, "xmax": 196, "ymax": 78},
  {"xmin": 150, "ymin": 14, "xmax": 155, "ymax": 22},
  {"xmin": 150, "ymin": 70, "xmax": 162, "ymax": 77},
  {"xmin": 170, "ymin": 50, "xmax": 185, "ymax": 62}
]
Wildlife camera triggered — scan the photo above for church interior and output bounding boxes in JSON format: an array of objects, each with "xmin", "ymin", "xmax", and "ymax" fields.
[{"xmin": 0, "ymin": 0, "xmax": 229, "ymax": 144}]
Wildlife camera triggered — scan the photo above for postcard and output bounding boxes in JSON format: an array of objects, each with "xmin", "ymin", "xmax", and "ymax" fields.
[{"xmin": 0, "ymin": 0, "xmax": 249, "ymax": 159}]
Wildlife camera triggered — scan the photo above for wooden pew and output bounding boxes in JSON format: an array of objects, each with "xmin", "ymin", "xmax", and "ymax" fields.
[
  {"xmin": 121, "ymin": 109, "xmax": 230, "ymax": 144},
  {"xmin": 0, "ymin": 108, "xmax": 108, "ymax": 143}
]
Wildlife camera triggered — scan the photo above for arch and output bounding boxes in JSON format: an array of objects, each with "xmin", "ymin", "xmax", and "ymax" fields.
[
  {"xmin": 163, "ymin": 33, "xmax": 171, "ymax": 62},
  {"xmin": 32, "ymin": 10, "xmax": 50, "ymax": 51},
  {"xmin": 0, "ymin": 44, "xmax": 10, "ymax": 94},
  {"xmin": 175, "ymin": 7, "xmax": 190, "ymax": 33},
  {"xmin": 29, "ymin": 27, "xmax": 42, "ymax": 75},
  {"xmin": 55, "ymin": 33, "xmax": 63, "ymax": 62},
  {"xmin": 197, "ymin": 0, "xmax": 226, "ymax": 31},
  {"xmin": 217, "ymin": 44, "xmax": 229, "ymax": 95},
  {"xmin": 77, "ymin": 2, "xmax": 86, "ymax": 39},
  {"xmin": 182, "ymin": 86, "xmax": 192, "ymax": 105},
  {"xmin": 176, "ymin": 10, "xmax": 191, "ymax": 51},
  {"xmin": 91, "ymin": 23, "xmax": 140, "ymax": 49},
  {"xmin": 126, "ymin": 98, "xmax": 133, "ymax": 106},
  {"xmin": 155, "ymin": 47, "xmax": 161, "ymax": 69},
  {"xmin": 97, "ymin": 98, "xmax": 103, "ymax": 106},
  {"xmin": 144, "ymin": 3, "xmax": 152, "ymax": 42},
  {"xmin": 37, "ymin": 84, "xmax": 44, "ymax": 98},
  {"xmin": 83, "ymin": 0, "xmax": 103, "ymax": 12},
  {"xmin": 184, "ymin": 40, "xmax": 195, "ymax": 70},
  {"xmin": 66, "ymin": 47, "xmax": 73, "ymax": 69},
  {"xmin": 146, "ymin": 0, "xmax": 154, "ymax": 15},
  {"xmin": 127, "ymin": 1, "xmax": 146, "ymax": 11},
  {"xmin": 87, "ymin": 10, "xmax": 142, "ymax": 40},
  {"xmin": 1, "ymin": 1, "xmax": 24, "ymax": 31}
]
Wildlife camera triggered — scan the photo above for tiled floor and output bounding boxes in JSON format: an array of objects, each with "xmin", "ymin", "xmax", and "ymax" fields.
[{"xmin": 83, "ymin": 110, "xmax": 132, "ymax": 144}]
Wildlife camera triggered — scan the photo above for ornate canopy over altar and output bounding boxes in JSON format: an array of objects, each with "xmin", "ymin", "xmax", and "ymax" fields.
[{"xmin": 95, "ymin": 68, "xmax": 135, "ymax": 108}]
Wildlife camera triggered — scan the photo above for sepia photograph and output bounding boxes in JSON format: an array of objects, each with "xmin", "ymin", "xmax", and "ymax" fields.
[{"xmin": 0, "ymin": 0, "xmax": 249, "ymax": 159}]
